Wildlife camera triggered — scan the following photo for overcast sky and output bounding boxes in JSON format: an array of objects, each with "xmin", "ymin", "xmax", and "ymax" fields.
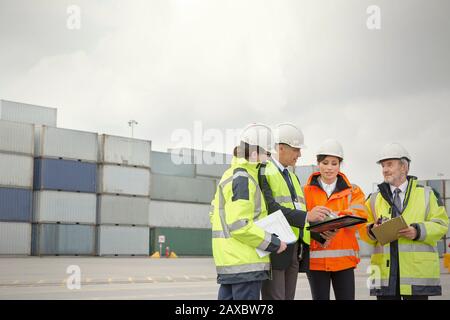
[{"xmin": 1, "ymin": 0, "xmax": 449, "ymax": 194}]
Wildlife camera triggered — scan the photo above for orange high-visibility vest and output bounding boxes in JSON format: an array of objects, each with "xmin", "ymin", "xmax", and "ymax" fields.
[{"xmin": 303, "ymin": 172, "xmax": 367, "ymax": 272}]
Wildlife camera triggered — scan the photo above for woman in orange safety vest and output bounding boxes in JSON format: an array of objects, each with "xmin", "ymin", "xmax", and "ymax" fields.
[{"xmin": 303, "ymin": 139, "xmax": 367, "ymax": 300}]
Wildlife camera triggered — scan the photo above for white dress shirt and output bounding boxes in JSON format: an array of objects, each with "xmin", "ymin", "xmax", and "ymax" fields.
[
  {"xmin": 319, "ymin": 177, "xmax": 337, "ymax": 198},
  {"xmin": 390, "ymin": 180, "xmax": 408, "ymax": 210}
]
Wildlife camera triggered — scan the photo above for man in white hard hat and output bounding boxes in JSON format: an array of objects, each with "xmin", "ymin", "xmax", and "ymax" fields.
[
  {"xmin": 209, "ymin": 123, "xmax": 288, "ymax": 300},
  {"xmin": 361, "ymin": 142, "xmax": 448, "ymax": 300},
  {"xmin": 259, "ymin": 123, "xmax": 329, "ymax": 300}
]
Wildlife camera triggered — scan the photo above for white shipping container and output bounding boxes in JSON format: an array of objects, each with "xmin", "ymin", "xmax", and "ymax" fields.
[
  {"xmin": 0, "ymin": 100, "xmax": 57, "ymax": 126},
  {"xmin": 97, "ymin": 195, "xmax": 150, "ymax": 225},
  {"xmin": 35, "ymin": 126, "xmax": 98, "ymax": 162},
  {"xmin": 0, "ymin": 120, "xmax": 34, "ymax": 155},
  {"xmin": 0, "ymin": 222, "xmax": 31, "ymax": 255},
  {"xmin": 97, "ymin": 225, "xmax": 149, "ymax": 255},
  {"xmin": 0, "ymin": 153, "xmax": 33, "ymax": 188},
  {"xmin": 99, "ymin": 135, "xmax": 151, "ymax": 168},
  {"xmin": 149, "ymin": 200, "xmax": 211, "ymax": 228},
  {"xmin": 33, "ymin": 191, "xmax": 97, "ymax": 224},
  {"xmin": 98, "ymin": 165, "xmax": 150, "ymax": 196}
]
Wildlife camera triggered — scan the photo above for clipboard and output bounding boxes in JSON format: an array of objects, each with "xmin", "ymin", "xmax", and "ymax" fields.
[
  {"xmin": 371, "ymin": 216, "xmax": 408, "ymax": 245},
  {"xmin": 306, "ymin": 215, "xmax": 367, "ymax": 233}
]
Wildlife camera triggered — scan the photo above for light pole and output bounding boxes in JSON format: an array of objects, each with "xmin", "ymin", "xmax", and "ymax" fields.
[{"xmin": 128, "ymin": 120, "xmax": 138, "ymax": 138}]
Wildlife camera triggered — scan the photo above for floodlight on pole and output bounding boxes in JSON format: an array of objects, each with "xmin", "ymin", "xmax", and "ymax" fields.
[{"xmin": 128, "ymin": 120, "xmax": 138, "ymax": 138}]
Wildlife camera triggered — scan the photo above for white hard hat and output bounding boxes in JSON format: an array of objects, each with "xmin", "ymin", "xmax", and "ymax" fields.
[
  {"xmin": 274, "ymin": 123, "xmax": 306, "ymax": 149},
  {"xmin": 377, "ymin": 142, "xmax": 411, "ymax": 164},
  {"xmin": 316, "ymin": 139, "xmax": 344, "ymax": 159},
  {"xmin": 240, "ymin": 123, "xmax": 273, "ymax": 152}
]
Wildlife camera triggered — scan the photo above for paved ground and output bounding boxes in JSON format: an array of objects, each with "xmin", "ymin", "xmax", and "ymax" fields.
[{"xmin": 0, "ymin": 257, "xmax": 449, "ymax": 300}]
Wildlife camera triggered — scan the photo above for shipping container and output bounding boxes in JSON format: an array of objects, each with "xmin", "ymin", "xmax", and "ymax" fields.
[
  {"xmin": 97, "ymin": 195, "xmax": 150, "ymax": 226},
  {"xmin": 168, "ymin": 148, "xmax": 232, "ymax": 165},
  {"xmin": 0, "ymin": 222, "xmax": 31, "ymax": 255},
  {"xmin": 295, "ymin": 165, "xmax": 319, "ymax": 186},
  {"xmin": 0, "ymin": 100, "xmax": 57, "ymax": 126},
  {"xmin": 99, "ymin": 134, "xmax": 151, "ymax": 168},
  {"xmin": 0, "ymin": 188, "xmax": 32, "ymax": 222},
  {"xmin": 445, "ymin": 180, "xmax": 450, "ymax": 198},
  {"xmin": 35, "ymin": 126, "xmax": 98, "ymax": 162},
  {"xmin": 150, "ymin": 151, "xmax": 195, "ymax": 177},
  {"xmin": 0, "ymin": 153, "xmax": 33, "ymax": 188},
  {"xmin": 32, "ymin": 223, "xmax": 96, "ymax": 256},
  {"xmin": 0, "ymin": 120, "xmax": 34, "ymax": 155},
  {"xmin": 97, "ymin": 225, "xmax": 149, "ymax": 255},
  {"xmin": 427, "ymin": 180, "xmax": 444, "ymax": 198},
  {"xmin": 34, "ymin": 158, "xmax": 97, "ymax": 193},
  {"xmin": 98, "ymin": 165, "xmax": 150, "ymax": 196},
  {"xmin": 437, "ymin": 239, "xmax": 445, "ymax": 258},
  {"xmin": 149, "ymin": 227, "xmax": 212, "ymax": 256},
  {"xmin": 149, "ymin": 200, "xmax": 211, "ymax": 229},
  {"xmin": 150, "ymin": 174, "xmax": 216, "ymax": 204},
  {"xmin": 33, "ymin": 191, "xmax": 96, "ymax": 224}
]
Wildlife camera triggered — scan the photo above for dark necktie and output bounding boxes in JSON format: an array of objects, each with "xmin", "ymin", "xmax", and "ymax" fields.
[
  {"xmin": 282, "ymin": 169, "xmax": 297, "ymax": 202},
  {"xmin": 393, "ymin": 188, "xmax": 402, "ymax": 216}
]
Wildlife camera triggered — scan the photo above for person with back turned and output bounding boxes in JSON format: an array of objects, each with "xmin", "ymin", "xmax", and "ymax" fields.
[{"xmin": 209, "ymin": 123, "xmax": 288, "ymax": 300}]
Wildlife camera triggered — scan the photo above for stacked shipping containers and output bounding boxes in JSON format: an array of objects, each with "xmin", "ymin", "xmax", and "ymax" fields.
[
  {"xmin": 97, "ymin": 135, "xmax": 151, "ymax": 256},
  {"xmin": 149, "ymin": 148, "xmax": 226, "ymax": 256},
  {"xmin": 32, "ymin": 126, "xmax": 98, "ymax": 255},
  {"xmin": 0, "ymin": 120, "xmax": 35, "ymax": 255}
]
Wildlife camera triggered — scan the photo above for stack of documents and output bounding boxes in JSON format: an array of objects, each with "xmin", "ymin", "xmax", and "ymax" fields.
[{"xmin": 254, "ymin": 210, "xmax": 297, "ymax": 258}]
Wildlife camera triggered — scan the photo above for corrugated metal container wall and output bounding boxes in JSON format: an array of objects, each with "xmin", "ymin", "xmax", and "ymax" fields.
[
  {"xmin": 97, "ymin": 225, "xmax": 149, "ymax": 255},
  {"xmin": 97, "ymin": 195, "xmax": 150, "ymax": 226},
  {"xmin": 437, "ymin": 240, "xmax": 445, "ymax": 257},
  {"xmin": 149, "ymin": 200, "xmax": 211, "ymax": 228},
  {"xmin": 0, "ymin": 222, "xmax": 31, "ymax": 255},
  {"xmin": 99, "ymin": 135, "xmax": 151, "ymax": 168},
  {"xmin": 0, "ymin": 120, "xmax": 34, "ymax": 155},
  {"xmin": 0, "ymin": 153, "xmax": 33, "ymax": 188},
  {"xmin": 0, "ymin": 188, "xmax": 32, "ymax": 222},
  {"xmin": 35, "ymin": 126, "xmax": 98, "ymax": 162},
  {"xmin": 32, "ymin": 224, "xmax": 95, "ymax": 255},
  {"xmin": 295, "ymin": 165, "xmax": 319, "ymax": 186},
  {"xmin": 33, "ymin": 191, "xmax": 97, "ymax": 224},
  {"xmin": 150, "ymin": 174, "xmax": 216, "ymax": 204},
  {"xmin": 34, "ymin": 158, "xmax": 97, "ymax": 193},
  {"xmin": 168, "ymin": 148, "xmax": 231, "ymax": 178},
  {"xmin": 0, "ymin": 100, "xmax": 57, "ymax": 126},
  {"xmin": 445, "ymin": 180, "xmax": 450, "ymax": 198},
  {"xmin": 149, "ymin": 227, "xmax": 212, "ymax": 256},
  {"xmin": 150, "ymin": 151, "xmax": 195, "ymax": 177},
  {"xmin": 98, "ymin": 165, "xmax": 150, "ymax": 196},
  {"xmin": 427, "ymin": 180, "xmax": 444, "ymax": 197}
]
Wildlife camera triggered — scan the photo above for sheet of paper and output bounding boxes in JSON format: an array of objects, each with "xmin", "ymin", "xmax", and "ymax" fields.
[{"xmin": 254, "ymin": 210, "xmax": 297, "ymax": 258}]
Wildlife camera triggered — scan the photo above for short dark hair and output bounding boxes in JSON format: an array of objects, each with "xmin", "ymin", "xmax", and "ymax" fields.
[
  {"xmin": 233, "ymin": 141, "xmax": 269, "ymax": 160},
  {"xmin": 317, "ymin": 154, "xmax": 343, "ymax": 164}
]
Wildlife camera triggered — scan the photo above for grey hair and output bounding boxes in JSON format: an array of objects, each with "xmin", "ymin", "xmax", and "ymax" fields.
[{"xmin": 400, "ymin": 158, "xmax": 410, "ymax": 174}]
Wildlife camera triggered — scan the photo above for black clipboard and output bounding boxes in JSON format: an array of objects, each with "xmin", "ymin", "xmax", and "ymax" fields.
[{"xmin": 306, "ymin": 215, "xmax": 367, "ymax": 233}]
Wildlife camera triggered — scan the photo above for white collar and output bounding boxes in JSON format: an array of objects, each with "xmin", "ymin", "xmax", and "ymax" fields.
[
  {"xmin": 390, "ymin": 180, "xmax": 408, "ymax": 194},
  {"xmin": 319, "ymin": 177, "xmax": 337, "ymax": 190},
  {"xmin": 271, "ymin": 157, "xmax": 287, "ymax": 172}
]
